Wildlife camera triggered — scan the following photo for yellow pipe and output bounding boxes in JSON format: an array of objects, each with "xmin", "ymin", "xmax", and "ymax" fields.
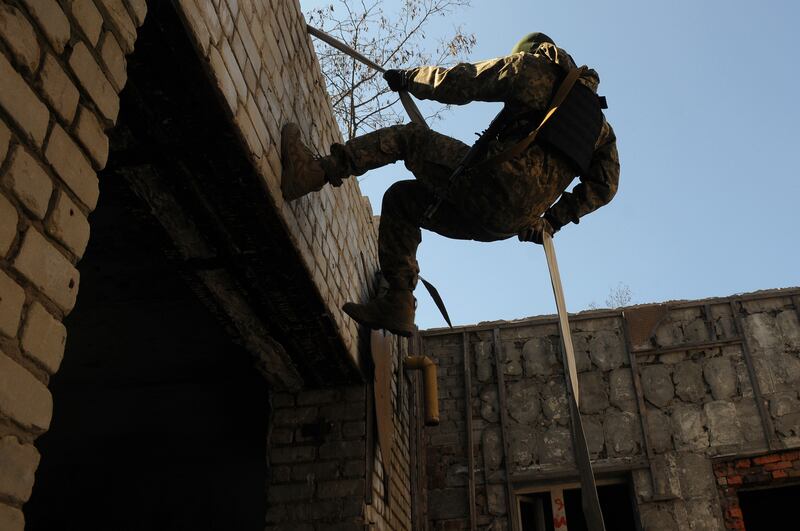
[{"xmin": 404, "ymin": 356, "xmax": 439, "ymax": 426}]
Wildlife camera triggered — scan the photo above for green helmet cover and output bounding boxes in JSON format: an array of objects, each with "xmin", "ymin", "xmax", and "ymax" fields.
[{"xmin": 512, "ymin": 32, "xmax": 555, "ymax": 54}]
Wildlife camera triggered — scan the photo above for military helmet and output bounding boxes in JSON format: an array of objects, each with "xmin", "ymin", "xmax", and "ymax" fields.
[{"xmin": 511, "ymin": 32, "xmax": 555, "ymax": 54}]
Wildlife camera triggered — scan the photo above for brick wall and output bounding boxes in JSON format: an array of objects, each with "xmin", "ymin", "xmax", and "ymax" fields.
[
  {"xmin": 0, "ymin": 0, "xmax": 402, "ymax": 529},
  {"xmin": 267, "ymin": 335, "xmax": 415, "ymax": 531},
  {"xmin": 0, "ymin": 1, "xmax": 146, "ymax": 528},
  {"xmin": 174, "ymin": 0, "xmax": 380, "ymax": 366},
  {"xmin": 714, "ymin": 450, "xmax": 800, "ymax": 530},
  {"xmin": 419, "ymin": 288, "xmax": 800, "ymax": 531}
]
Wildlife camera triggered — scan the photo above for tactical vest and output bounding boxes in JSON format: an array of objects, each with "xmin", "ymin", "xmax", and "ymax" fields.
[
  {"xmin": 483, "ymin": 65, "xmax": 608, "ymax": 176},
  {"xmin": 537, "ymin": 74, "xmax": 607, "ymax": 174}
]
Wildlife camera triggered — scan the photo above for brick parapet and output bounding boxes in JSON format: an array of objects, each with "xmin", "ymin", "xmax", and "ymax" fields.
[{"xmin": 174, "ymin": 0, "xmax": 379, "ymax": 368}]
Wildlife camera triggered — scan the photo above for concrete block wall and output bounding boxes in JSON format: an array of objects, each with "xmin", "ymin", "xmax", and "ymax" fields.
[
  {"xmin": 0, "ymin": 1, "xmax": 146, "ymax": 528},
  {"xmin": 174, "ymin": 0, "xmax": 380, "ymax": 367},
  {"xmin": 419, "ymin": 288, "xmax": 800, "ymax": 531}
]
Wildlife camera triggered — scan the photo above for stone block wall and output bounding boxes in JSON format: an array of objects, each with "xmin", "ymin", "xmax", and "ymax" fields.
[{"xmin": 419, "ymin": 288, "xmax": 800, "ymax": 531}]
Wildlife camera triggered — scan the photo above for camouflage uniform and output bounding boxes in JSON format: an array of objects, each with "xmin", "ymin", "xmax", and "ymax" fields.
[{"xmin": 322, "ymin": 43, "xmax": 620, "ymax": 290}]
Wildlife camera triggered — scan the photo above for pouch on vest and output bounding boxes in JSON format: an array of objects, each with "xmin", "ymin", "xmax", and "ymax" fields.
[{"xmin": 537, "ymin": 77, "xmax": 606, "ymax": 175}]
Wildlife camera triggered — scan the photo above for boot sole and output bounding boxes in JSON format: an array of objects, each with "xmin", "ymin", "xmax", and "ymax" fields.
[{"xmin": 342, "ymin": 303, "xmax": 414, "ymax": 338}]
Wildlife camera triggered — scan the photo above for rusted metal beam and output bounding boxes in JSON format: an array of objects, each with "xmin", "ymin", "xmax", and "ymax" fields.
[
  {"xmin": 630, "ymin": 337, "xmax": 742, "ymax": 357},
  {"xmin": 729, "ymin": 300, "xmax": 780, "ymax": 451},
  {"xmin": 492, "ymin": 328, "xmax": 519, "ymax": 531},
  {"xmin": 463, "ymin": 332, "xmax": 477, "ymax": 531},
  {"xmin": 511, "ymin": 459, "xmax": 649, "ymax": 484},
  {"xmin": 621, "ymin": 314, "xmax": 659, "ymax": 496}
]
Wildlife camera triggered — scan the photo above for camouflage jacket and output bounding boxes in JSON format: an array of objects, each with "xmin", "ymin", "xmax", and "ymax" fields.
[{"xmin": 404, "ymin": 43, "xmax": 620, "ymax": 230}]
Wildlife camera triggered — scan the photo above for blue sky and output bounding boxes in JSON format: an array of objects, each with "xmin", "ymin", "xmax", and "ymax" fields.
[{"xmin": 302, "ymin": 0, "xmax": 799, "ymax": 329}]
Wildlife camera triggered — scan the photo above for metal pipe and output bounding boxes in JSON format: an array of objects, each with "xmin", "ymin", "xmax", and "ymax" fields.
[{"xmin": 405, "ymin": 356, "xmax": 440, "ymax": 425}]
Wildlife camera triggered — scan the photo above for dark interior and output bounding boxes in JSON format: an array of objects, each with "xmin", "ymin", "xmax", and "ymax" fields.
[
  {"xmin": 23, "ymin": 165, "xmax": 270, "ymax": 531},
  {"xmin": 519, "ymin": 482, "xmax": 636, "ymax": 531},
  {"xmin": 738, "ymin": 483, "xmax": 800, "ymax": 531}
]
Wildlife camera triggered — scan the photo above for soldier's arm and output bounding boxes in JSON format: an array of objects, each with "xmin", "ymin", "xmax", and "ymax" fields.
[
  {"xmin": 404, "ymin": 54, "xmax": 529, "ymax": 105},
  {"xmin": 544, "ymin": 121, "xmax": 620, "ymax": 230}
]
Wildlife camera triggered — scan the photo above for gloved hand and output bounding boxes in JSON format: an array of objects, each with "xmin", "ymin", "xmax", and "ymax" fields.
[
  {"xmin": 518, "ymin": 217, "xmax": 557, "ymax": 245},
  {"xmin": 383, "ymin": 69, "xmax": 409, "ymax": 92}
]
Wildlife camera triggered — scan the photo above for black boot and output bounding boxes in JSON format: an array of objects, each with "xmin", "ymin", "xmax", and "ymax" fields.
[{"xmin": 342, "ymin": 288, "xmax": 416, "ymax": 337}]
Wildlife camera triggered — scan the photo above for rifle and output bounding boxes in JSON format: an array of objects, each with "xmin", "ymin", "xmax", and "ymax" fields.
[{"xmin": 422, "ymin": 105, "xmax": 514, "ymax": 221}]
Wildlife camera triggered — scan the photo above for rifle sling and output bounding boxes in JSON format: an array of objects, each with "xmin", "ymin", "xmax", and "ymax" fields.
[{"xmin": 471, "ymin": 66, "xmax": 587, "ymax": 172}]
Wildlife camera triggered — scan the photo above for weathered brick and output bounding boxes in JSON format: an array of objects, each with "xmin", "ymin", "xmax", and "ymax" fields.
[
  {"xmin": 0, "ymin": 119, "xmax": 9, "ymax": 163},
  {"xmin": 317, "ymin": 479, "xmax": 362, "ymax": 499},
  {"xmin": 20, "ymin": 0, "xmax": 70, "ymax": 53},
  {"xmin": 3, "ymin": 145, "xmax": 53, "ymax": 219},
  {"xmin": 220, "ymin": 38, "xmax": 246, "ymax": 101},
  {"xmin": 39, "ymin": 54, "xmax": 80, "ymax": 123},
  {"xmin": 125, "ymin": 0, "xmax": 147, "ymax": 27},
  {"xmin": 0, "ymin": 348, "xmax": 52, "ymax": 430},
  {"xmin": 0, "ymin": 5, "xmax": 40, "ymax": 73},
  {"xmin": 68, "ymin": 42, "xmax": 119, "ymax": 123},
  {"xmin": 208, "ymin": 46, "xmax": 237, "ymax": 114},
  {"xmin": 237, "ymin": 15, "xmax": 260, "ymax": 72},
  {"xmin": 177, "ymin": 0, "xmax": 210, "ymax": 55},
  {"xmin": 99, "ymin": 32, "xmax": 127, "ymax": 92},
  {"xmin": 97, "ymin": 0, "xmax": 136, "ymax": 53},
  {"xmin": 234, "ymin": 104, "xmax": 263, "ymax": 157},
  {"xmin": 0, "ymin": 436, "xmax": 40, "ymax": 502},
  {"xmin": 20, "ymin": 301, "xmax": 66, "ymax": 373},
  {"xmin": 12, "ymin": 228, "xmax": 80, "ymax": 313},
  {"xmin": 0, "ymin": 504, "xmax": 24, "ymax": 531},
  {"xmin": 0, "ymin": 52, "xmax": 50, "ymax": 147},
  {"xmin": 45, "ymin": 190, "xmax": 89, "ymax": 256},
  {"xmin": 271, "ymin": 446, "xmax": 316, "ymax": 464},
  {"xmin": 267, "ymin": 482, "xmax": 314, "ymax": 503},
  {"xmin": 74, "ymin": 107, "xmax": 108, "ymax": 169},
  {"xmin": 319, "ymin": 440, "xmax": 364, "ymax": 460},
  {"xmin": 196, "ymin": 0, "xmax": 222, "ymax": 45},
  {"xmin": 45, "ymin": 124, "xmax": 99, "ymax": 209},
  {"xmin": 69, "ymin": 0, "xmax": 104, "ymax": 45},
  {"xmin": 219, "ymin": 1, "xmax": 234, "ymax": 38},
  {"xmin": 0, "ymin": 270, "xmax": 25, "ymax": 337},
  {"xmin": 0, "ymin": 194, "xmax": 18, "ymax": 256}
]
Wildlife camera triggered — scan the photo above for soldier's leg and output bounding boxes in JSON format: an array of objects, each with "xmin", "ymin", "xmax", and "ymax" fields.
[
  {"xmin": 343, "ymin": 178, "xmax": 503, "ymax": 336},
  {"xmin": 281, "ymin": 122, "xmax": 468, "ymax": 201},
  {"xmin": 378, "ymin": 179, "xmax": 505, "ymax": 290}
]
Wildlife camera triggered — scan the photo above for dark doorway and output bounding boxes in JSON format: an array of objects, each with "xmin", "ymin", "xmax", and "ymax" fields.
[
  {"xmin": 23, "ymin": 163, "xmax": 270, "ymax": 531},
  {"xmin": 23, "ymin": 5, "xmax": 270, "ymax": 528},
  {"xmin": 519, "ymin": 483, "xmax": 637, "ymax": 531},
  {"xmin": 738, "ymin": 483, "xmax": 800, "ymax": 531},
  {"xmin": 23, "ymin": 167, "xmax": 270, "ymax": 531}
]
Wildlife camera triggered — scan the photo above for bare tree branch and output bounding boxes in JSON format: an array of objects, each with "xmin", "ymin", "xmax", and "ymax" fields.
[{"xmin": 307, "ymin": 0, "xmax": 475, "ymax": 140}]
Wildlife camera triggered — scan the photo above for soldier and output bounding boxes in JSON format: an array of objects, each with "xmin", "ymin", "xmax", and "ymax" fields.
[{"xmin": 280, "ymin": 32, "xmax": 620, "ymax": 337}]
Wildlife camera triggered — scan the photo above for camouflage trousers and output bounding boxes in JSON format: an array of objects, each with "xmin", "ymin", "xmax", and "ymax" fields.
[{"xmin": 322, "ymin": 123, "xmax": 574, "ymax": 290}]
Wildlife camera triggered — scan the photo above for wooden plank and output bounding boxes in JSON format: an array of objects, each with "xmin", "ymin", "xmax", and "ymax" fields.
[
  {"xmin": 493, "ymin": 327, "xmax": 519, "ymax": 531},
  {"xmin": 729, "ymin": 300, "xmax": 780, "ymax": 451},
  {"xmin": 621, "ymin": 314, "xmax": 659, "ymax": 496},
  {"xmin": 463, "ymin": 332, "xmax": 477, "ymax": 531}
]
